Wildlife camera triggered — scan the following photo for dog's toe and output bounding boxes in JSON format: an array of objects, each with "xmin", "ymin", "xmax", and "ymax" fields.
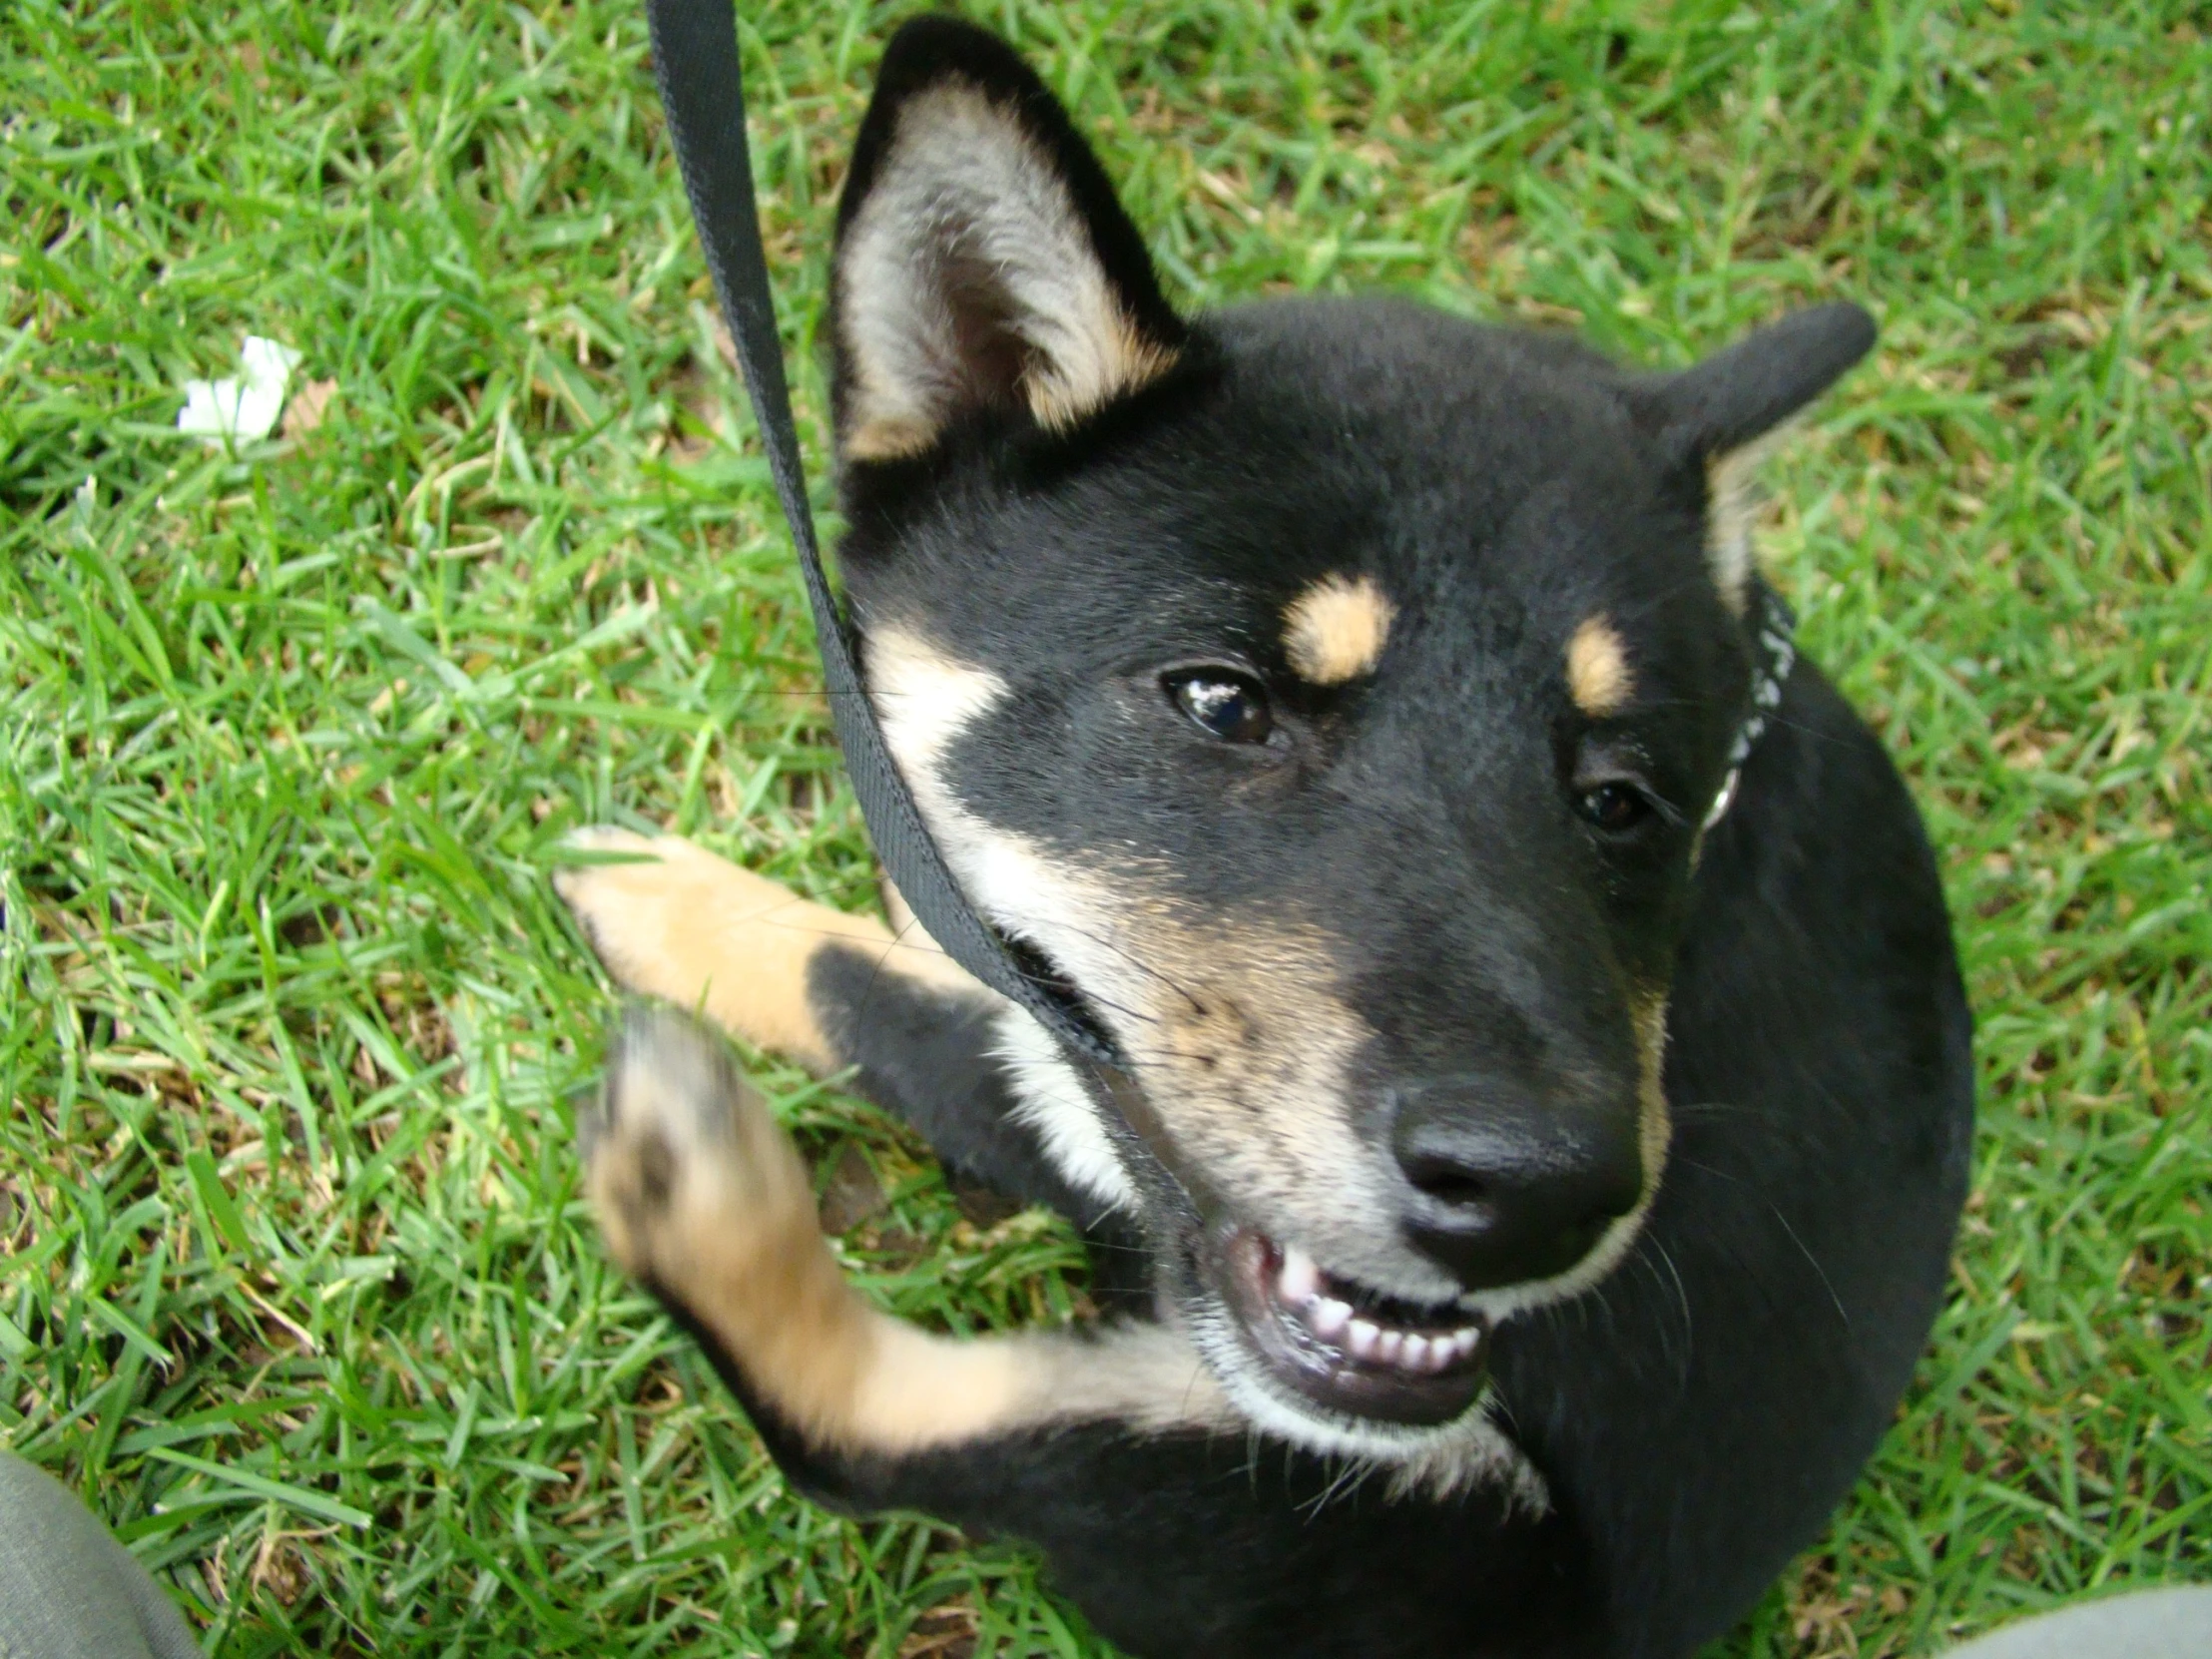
[
  {"xmin": 603, "ymin": 1003, "xmax": 741, "ymax": 1148},
  {"xmin": 552, "ymin": 824, "xmax": 665, "ymax": 913},
  {"xmin": 553, "ymin": 827, "xmax": 695, "ymax": 996},
  {"xmin": 583, "ymin": 1003, "xmax": 813, "ymax": 1283}
]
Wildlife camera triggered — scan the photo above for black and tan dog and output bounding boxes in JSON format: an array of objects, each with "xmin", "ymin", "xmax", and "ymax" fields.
[{"xmin": 554, "ymin": 17, "xmax": 1972, "ymax": 1657}]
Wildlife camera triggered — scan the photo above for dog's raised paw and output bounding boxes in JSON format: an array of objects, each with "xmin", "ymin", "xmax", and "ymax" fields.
[{"xmin": 582, "ymin": 1003, "xmax": 816, "ymax": 1287}]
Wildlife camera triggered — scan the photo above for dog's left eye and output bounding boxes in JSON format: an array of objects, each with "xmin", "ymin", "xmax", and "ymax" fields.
[
  {"xmin": 1577, "ymin": 781, "xmax": 1655, "ymax": 832},
  {"xmin": 1166, "ymin": 671, "xmax": 1274, "ymax": 744}
]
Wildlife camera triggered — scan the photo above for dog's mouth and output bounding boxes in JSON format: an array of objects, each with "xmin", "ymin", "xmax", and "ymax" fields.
[{"xmin": 1209, "ymin": 1226, "xmax": 1490, "ymax": 1427}]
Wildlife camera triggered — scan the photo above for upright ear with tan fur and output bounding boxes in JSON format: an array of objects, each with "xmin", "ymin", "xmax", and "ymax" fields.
[
  {"xmin": 830, "ymin": 17, "xmax": 1186, "ymax": 462},
  {"xmin": 1642, "ymin": 302, "xmax": 1877, "ymax": 613}
]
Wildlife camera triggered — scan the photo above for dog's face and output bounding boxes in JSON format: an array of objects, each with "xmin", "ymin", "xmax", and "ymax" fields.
[{"xmin": 828, "ymin": 20, "xmax": 1872, "ymax": 1454}]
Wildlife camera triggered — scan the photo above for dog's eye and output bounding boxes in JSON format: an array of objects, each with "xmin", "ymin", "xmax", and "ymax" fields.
[
  {"xmin": 1577, "ymin": 781, "xmax": 1654, "ymax": 832},
  {"xmin": 1166, "ymin": 671, "xmax": 1273, "ymax": 744}
]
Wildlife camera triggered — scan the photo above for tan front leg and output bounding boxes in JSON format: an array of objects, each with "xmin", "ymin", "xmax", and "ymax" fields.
[
  {"xmin": 583, "ymin": 1005, "xmax": 1231, "ymax": 1456},
  {"xmin": 554, "ymin": 828, "xmax": 976, "ymax": 1073}
]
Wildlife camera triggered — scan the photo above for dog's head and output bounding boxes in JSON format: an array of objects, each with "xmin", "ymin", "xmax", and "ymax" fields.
[{"xmin": 827, "ymin": 19, "xmax": 1872, "ymax": 1454}]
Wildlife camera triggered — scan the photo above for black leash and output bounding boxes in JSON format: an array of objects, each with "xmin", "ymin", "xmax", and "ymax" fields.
[
  {"xmin": 647, "ymin": 0, "xmax": 1209, "ymax": 1234},
  {"xmin": 644, "ymin": 0, "xmax": 1119, "ymax": 1069}
]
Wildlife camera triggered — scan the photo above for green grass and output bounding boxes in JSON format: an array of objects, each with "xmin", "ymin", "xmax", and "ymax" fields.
[{"xmin": 2, "ymin": 0, "xmax": 2206, "ymax": 1653}]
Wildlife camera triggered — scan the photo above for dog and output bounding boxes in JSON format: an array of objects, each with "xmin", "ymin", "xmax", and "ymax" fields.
[{"xmin": 553, "ymin": 17, "xmax": 1973, "ymax": 1657}]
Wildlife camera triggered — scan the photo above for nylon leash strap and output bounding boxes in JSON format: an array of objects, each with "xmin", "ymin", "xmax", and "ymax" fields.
[{"xmin": 644, "ymin": 0, "xmax": 1118, "ymax": 1069}]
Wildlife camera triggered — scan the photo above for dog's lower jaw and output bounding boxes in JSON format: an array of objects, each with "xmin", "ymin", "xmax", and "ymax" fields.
[
  {"xmin": 1141, "ymin": 1225, "xmax": 1549, "ymax": 1507},
  {"xmin": 1181, "ymin": 1293, "xmax": 1551, "ymax": 1509}
]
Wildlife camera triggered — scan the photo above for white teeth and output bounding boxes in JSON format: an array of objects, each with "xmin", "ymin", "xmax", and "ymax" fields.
[
  {"xmin": 1308, "ymin": 1297, "xmax": 1353, "ymax": 1341},
  {"xmin": 1278, "ymin": 1246, "xmax": 1323, "ymax": 1308},
  {"xmin": 1319, "ymin": 1318, "xmax": 1483, "ymax": 1373},
  {"xmin": 1258, "ymin": 1243, "xmax": 1485, "ymax": 1374}
]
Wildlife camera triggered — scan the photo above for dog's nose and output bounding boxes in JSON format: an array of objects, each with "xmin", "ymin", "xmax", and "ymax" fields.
[{"xmin": 1390, "ymin": 1088, "xmax": 1644, "ymax": 1291}]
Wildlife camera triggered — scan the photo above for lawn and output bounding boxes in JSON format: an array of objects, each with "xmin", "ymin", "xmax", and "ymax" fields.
[{"xmin": 2, "ymin": 0, "xmax": 2206, "ymax": 1653}]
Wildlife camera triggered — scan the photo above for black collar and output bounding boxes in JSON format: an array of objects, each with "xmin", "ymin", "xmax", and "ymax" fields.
[{"xmin": 1704, "ymin": 584, "xmax": 1797, "ymax": 830}]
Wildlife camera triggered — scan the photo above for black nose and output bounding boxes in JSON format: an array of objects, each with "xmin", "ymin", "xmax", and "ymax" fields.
[{"xmin": 1390, "ymin": 1086, "xmax": 1644, "ymax": 1291}]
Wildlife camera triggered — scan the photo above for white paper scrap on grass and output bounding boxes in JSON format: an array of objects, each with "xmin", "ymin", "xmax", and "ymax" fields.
[{"xmin": 176, "ymin": 335, "xmax": 303, "ymax": 443}]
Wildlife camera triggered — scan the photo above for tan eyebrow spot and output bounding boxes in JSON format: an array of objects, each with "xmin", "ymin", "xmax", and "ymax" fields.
[
  {"xmin": 1566, "ymin": 616, "xmax": 1634, "ymax": 717},
  {"xmin": 1283, "ymin": 574, "xmax": 1394, "ymax": 686}
]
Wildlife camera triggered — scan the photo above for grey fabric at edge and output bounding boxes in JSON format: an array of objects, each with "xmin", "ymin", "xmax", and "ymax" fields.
[
  {"xmin": 1940, "ymin": 1586, "xmax": 2212, "ymax": 1659},
  {"xmin": 0, "ymin": 1451, "xmax": 203, "ymax": 1659}
]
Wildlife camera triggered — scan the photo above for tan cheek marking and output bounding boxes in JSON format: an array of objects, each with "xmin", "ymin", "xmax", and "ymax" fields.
[
  {"xmin": 1110, "ymin": 912, "xmax": 1383, "ymax": 1248},
  {"xmin": 1631, "ymin": 989, "xmax": 1673, "ymax": 1195},
  {"xmin": 1283, "ymin": 574, "xmax": 1395, "ymax": 685},
  {"xmin": 1566, "ymin": 616, "xmax": 1634, "ymax": 717},
  {"xmin": 589, "ymin": 1012, "xmax": 1231, "ymax": 1456},
  {"xmin": 554, "ymin": 829, "xmax": 973, "ymax": 1075}
]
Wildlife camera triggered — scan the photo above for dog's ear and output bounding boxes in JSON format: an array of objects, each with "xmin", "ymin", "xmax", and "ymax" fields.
[
  {"xmin": 1641, "ymin": 302, "xmax": 1876, "ymax": 612},
  {"xmin": 830, "ymin": 17, "xmax": 1185, "ymax": 462}
]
